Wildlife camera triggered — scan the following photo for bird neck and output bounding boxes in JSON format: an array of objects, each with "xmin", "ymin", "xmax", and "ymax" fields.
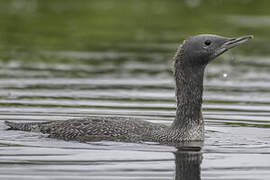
[{"xmin": 171, "ymin": 47, "xmax": 205, "ymax": 131}]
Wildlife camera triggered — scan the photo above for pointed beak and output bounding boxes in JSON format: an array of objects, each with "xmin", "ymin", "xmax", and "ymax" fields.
[
  {"xmin": 214, "ymin": 35, "xmax": 253, "ymax": 57},
  {"xmin": 222, "ymin": 35, "xmax": 253, "ymax": 50}
]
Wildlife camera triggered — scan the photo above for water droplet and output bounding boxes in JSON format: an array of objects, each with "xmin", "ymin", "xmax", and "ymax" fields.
[{"xmin": 221, "ymin": 73, "xmax": 229, "ymax": 80}]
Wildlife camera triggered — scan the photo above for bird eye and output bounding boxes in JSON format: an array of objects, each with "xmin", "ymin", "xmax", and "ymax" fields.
[{"xmin": 204, "ymin": 40, "xmax": 211, "ymax": 46}]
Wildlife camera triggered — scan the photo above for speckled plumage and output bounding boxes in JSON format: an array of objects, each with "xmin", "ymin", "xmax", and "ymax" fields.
[{"xmin": 5, "ymin": 34, "xmax": 252, "ymax": 144}]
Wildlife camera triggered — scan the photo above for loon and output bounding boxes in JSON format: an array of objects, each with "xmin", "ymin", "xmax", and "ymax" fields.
[{"xmin": 5, "ymin": 34, "xmax": 252, "ymax": 144}]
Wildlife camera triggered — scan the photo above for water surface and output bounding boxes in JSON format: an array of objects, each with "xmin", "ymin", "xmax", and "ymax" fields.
[{"xmin": 0, "ymin": 0, "xmax": 270, "ymax": 179}]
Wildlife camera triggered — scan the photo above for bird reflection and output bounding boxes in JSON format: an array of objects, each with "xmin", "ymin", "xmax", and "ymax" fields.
[{"xmin": 173, "ymin": 143, "xmax": 202, "ymax": 180}]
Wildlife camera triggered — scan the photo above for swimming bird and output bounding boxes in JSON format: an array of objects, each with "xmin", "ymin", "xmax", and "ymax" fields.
[{"xmin": 4, "ymin": 34, "xmax": 252, "ymax": 144}]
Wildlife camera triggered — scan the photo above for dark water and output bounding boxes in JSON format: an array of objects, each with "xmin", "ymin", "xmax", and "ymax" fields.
[{"xmin": 0, "ymin": 0, "xmax": 270, "ymax": 179}]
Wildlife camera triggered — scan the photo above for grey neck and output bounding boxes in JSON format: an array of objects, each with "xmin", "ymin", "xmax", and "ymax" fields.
[{"xmin": 171, "ymin": 47, "xmax": 205, "ymax": 131}]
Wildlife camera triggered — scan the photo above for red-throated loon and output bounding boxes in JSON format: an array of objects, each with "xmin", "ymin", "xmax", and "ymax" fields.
[{"xmin": 5, "ymin": 34, "xmax": 253, "ymax": 144}]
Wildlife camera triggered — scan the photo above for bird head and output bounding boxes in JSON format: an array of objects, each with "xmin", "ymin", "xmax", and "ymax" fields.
[{"xmin": 176, "ymin": 34, "xmax": 253, "ymax": 67}]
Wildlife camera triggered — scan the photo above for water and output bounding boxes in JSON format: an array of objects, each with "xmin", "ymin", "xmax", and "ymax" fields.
[{"xmin": 0, "ymin": 0, "xmax": 270, "ymax": 179}]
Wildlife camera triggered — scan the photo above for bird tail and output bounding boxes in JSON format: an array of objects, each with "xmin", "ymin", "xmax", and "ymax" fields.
[{"xmin": 4, "ymin": 121, "xmax": 50, "ymax": 132}]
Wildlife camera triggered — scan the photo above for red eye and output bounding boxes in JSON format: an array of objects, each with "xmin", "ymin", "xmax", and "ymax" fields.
[{"xmin": 204, "ymin": 40, "xmax": 211, "ymax": 46}]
